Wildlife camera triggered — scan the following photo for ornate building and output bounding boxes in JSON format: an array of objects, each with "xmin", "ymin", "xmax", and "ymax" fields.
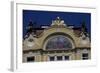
[{"xmin": 23, "ymin": 17, "xmax": 91, "ymax": 62}]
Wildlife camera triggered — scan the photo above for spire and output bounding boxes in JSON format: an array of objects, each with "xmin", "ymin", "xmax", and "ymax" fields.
[
  {"xmin": 81, "ymin": 21, "xmax": 88, "ymax": 37},
  {"xmin": 26, "ymin": 21, "xmax": 34, "ymax": 34}
]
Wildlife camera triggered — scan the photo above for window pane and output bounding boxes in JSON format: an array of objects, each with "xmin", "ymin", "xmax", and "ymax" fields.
[
  {"xmin": 82, "ymin": 53, "xmax": 88, "ymax": 60},
  {"xmin": 57, "ymin": 56, "xmax": 62, "ymax": 61},
  {"xmin": 82, "ymin": 53, "xmax": 88, "ymax": 57},
  {"xmin": 27, "ymin": 56, "xmax": 35, "ymax": 62},
  {"xmin": 64, "ymin": 56, "xmax": 69, "ymax": 60},
  {"xmin": 49, "ymin": 56, "xmax": 55, "ymax": 61}
]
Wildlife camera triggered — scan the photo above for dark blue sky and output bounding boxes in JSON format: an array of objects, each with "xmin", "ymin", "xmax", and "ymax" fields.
[{"xmin": 23, "ymin": 10, "xmax": 91, "ymax": 36}]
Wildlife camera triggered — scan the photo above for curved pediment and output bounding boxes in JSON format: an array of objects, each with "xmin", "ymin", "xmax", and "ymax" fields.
[{"xmin": 23, "ymin": 17, "xmax": 90, "ymax": 51}]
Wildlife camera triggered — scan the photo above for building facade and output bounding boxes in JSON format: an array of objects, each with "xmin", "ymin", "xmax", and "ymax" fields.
[{"xmin": 23, "ymin": 17, "xmax": 91, "ymax": 62}]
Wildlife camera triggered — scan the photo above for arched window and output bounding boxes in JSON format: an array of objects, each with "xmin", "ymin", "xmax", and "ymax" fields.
[{"xmin": 46, "ymin": 35, "xmax": 73, "ymax": 50}]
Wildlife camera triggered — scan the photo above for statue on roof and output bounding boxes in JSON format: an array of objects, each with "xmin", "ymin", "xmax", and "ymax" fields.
[
  {"xmin": 51, "ymin": 17, "xmax": 66, "ymax": 26},
  {"xmin": 55, "ymin": 17, "xmax": 61, "ymax": 24}
]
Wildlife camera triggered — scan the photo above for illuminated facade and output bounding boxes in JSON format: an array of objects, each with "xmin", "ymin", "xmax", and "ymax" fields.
[{"xmin": 23, "ymin": 17, "xmax": 91, "ymax": 62}]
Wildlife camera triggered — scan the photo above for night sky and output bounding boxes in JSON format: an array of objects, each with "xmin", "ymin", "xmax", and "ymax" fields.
[{"xmin": 23, "ymin": 10, "xmax": 91, "ymax": 37}]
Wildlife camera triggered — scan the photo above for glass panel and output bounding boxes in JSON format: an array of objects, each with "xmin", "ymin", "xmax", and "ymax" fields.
[
  {"xmin": 82, "ymin": 53, "xmax": 88, "ymax": 60},
  {"xmin": 27, "ymin": 56, "xmax": 35, "ymax": 62},
  {"xmin": 64, "ymin": 56, "xmax": 69, "ymax": 60},
  {"xmin": 49, "ymin": 56, "xmax": 55, "ymax": 61},
  {"xmin": 57, "ymin": 56, "xmax": 62, "ymax": 61},
  {"xmin": 82, "ymin": 53, "xmax": 88, "ymax": 57}
]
